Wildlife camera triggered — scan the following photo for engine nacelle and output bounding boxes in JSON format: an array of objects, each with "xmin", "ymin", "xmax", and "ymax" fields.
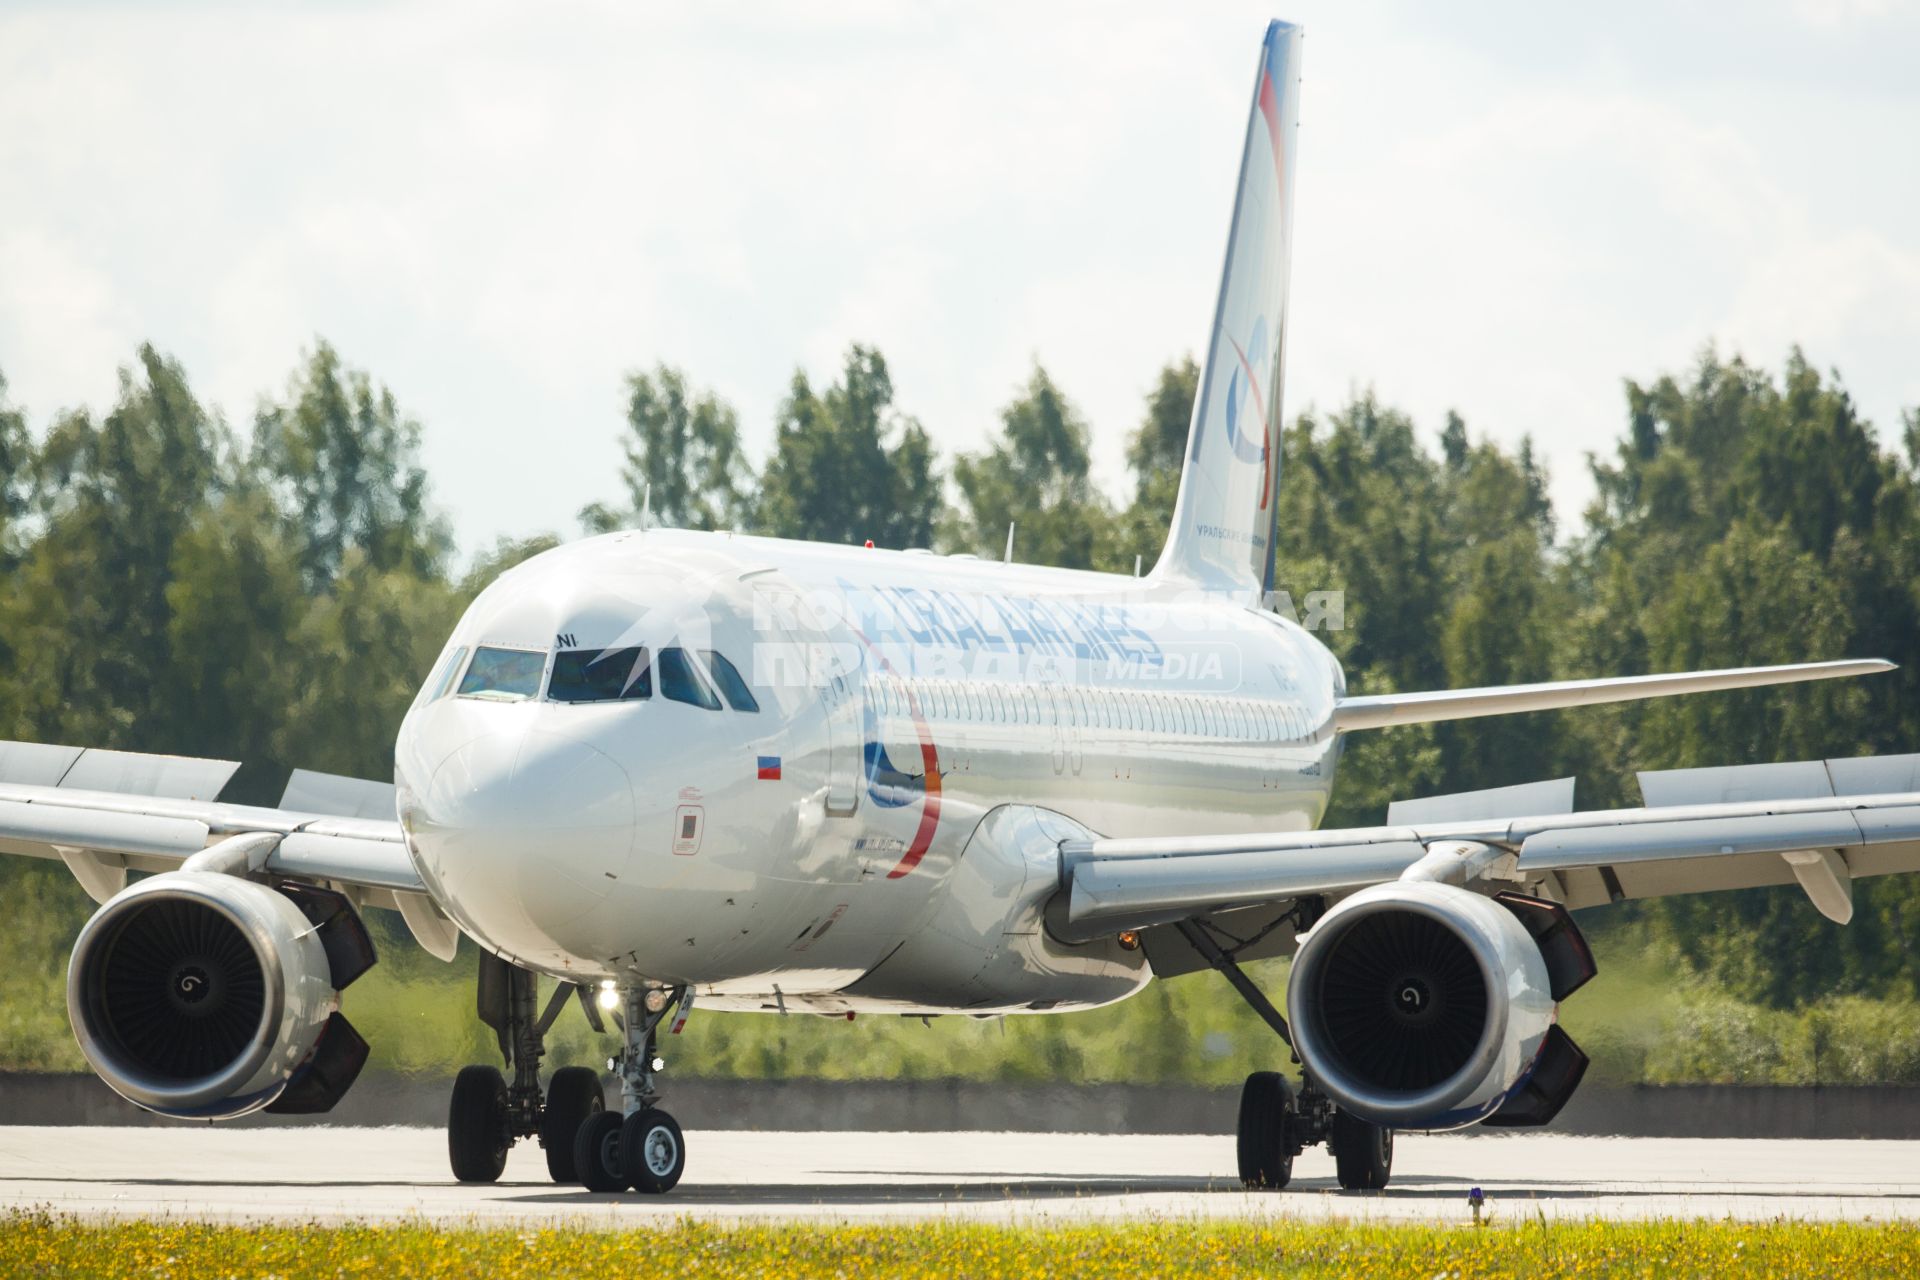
[
  {"xmin": 66, "ymin": 871, "xmax": 350, "ymax": 1119},
  {"xmin": 1286, "ymin": 880, "xmax": 1555, "ymax": 1130}
]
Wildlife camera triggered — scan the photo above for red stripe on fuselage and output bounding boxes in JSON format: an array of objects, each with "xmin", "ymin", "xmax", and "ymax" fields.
[
  {"xmin": 844, "ymin": 621, "xmax": 944, "ymax": 880},
  {"xmin": 885, "ymin": 683, "xmax": 942, "ymax": 880}
]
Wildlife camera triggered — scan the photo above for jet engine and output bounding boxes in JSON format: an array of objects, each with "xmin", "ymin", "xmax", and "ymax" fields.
[
  {"xmin": 1286, "ymin": 880, "xmax": 1580, "ymax": 1130},
  {"xmin": 66, "ymin": 869, "xmax": 373, "ymax": 1119}
]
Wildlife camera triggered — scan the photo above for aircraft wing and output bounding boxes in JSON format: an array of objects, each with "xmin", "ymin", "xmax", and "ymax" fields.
[
  {"xmin": 1060, "ymin": 753, "xmax": 1920, "ymax": 936},
  {"xmin": 0, "ymin": 740, "xmax": 459, "ymax": 959}
]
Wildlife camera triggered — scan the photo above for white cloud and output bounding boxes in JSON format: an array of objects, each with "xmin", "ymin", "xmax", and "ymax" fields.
[{"xmin": 1, "ymin": 0, "xmax": 1915, "ymax": 552}]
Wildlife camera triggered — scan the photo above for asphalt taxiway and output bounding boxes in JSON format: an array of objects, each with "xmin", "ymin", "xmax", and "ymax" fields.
[{"xmin": 1, "ymin": 1127, "xmax": 1914, "ymax": 1225}]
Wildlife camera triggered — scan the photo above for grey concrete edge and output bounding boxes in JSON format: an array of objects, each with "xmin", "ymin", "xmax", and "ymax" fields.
[{"xmin": 2, "ymin": 1073, "xmax": 1917, "ymax": 1138}]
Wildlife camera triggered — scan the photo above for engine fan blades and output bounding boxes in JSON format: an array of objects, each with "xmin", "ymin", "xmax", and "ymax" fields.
[
  {"xmin": 93, "ymin": 899, "xmax": 268, "ymax": 1082},
  {"xmin": 1314, "ymin": 911, "xmax": 1489, "ymax": 1092}
]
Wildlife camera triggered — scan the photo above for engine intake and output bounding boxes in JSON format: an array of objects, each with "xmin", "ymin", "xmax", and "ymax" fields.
[
  {"xmin": 88, "ymin": 896, "xmax": 270, "ymax": 1082},
  {"xmin": 1312, "ymin": 908, "xmax": 1490, "ymax": 1093},
  {"xmin": 67, "ymin": 871, "xmax": 357, "ymax": 1119},
  {"xmin": 1286, "ymin": 881, "xmax": 1555, "ymax": 1130}
]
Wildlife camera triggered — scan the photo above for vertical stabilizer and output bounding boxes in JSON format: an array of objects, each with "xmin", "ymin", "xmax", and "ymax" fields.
[{"xmin": 1152, "ymin": 20, "xmax": 1301, "ymax": 596}]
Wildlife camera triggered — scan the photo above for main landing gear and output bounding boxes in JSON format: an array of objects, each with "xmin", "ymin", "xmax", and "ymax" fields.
[
  {"xmin": 449, "ymin": 952, "xmax": 687, "ymax": 1190},
  {"xmin": 1175, "ymin": 913, "xmax": 1393, "ymax": 1193},
  {"xmin": 449, "ymin": 952, "xmax": 604, "ymax": 1183}
]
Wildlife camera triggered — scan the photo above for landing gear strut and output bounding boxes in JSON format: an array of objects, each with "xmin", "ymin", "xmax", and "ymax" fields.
[
  {"xmin": 1177, "ymin": 911, "xmax": 1394, "ymax": 1193},
  {"xmin": 448, "ymin": 952, "xmax": 607, "ymax": 1184},
  {"xmin": 573, "ymin": 983, "xmax": 691, "ymax": 1194}
]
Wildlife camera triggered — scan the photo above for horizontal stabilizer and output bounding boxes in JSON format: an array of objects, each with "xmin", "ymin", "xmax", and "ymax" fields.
[
  {"xmin": 1388, "ymin": 777, "xmax": 1575, "ymax": 826},
  {"xmin": 280, "ymin": 768, "xmax": 398, "ymax": 820},
  {"xmin": 0, "ymin": 739, "xmax": 237, "ymax": 800},
  {"xmin": 1334, "ymin": 660, "xmax": 1894, "ymax": 733}
]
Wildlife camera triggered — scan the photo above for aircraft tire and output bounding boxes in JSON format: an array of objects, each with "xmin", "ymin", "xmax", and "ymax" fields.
[
  {"xmin": 1236, "ymin": 1071, "xmax": 1295, "ymax": 1189},
  {"xmin": 622, "ymin": 1108, "xmax": 686, "ymax": 1194},
  {"xmin": 1330, "ymin": 1110, "xmax": 1393, "ymax": 1191},
  {"xmin": 574, "ymin": 1110, "xmax": 629, "ymax": 1192},
  {"xmin": 541, "ymin": 1066, "xmax": 606, "ymax": 1183},
  {"xmin": 448, "ymin": 1064, "xmax": 511, "ymax": 1184}
]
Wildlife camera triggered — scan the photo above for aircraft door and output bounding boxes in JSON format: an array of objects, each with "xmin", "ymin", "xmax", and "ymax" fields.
[
  {"xmin": 753, "ymin": 578, "xmax": 861, "ymax": 818},
  {"xmin": 823, "ymin": 668, "xmax": 860, "ymax": 817}
]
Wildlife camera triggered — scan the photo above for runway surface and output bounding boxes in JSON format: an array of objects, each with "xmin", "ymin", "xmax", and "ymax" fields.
[{"xmin": 1, "ymin": 1127, "xmax": 1915, "ymax": 1226}]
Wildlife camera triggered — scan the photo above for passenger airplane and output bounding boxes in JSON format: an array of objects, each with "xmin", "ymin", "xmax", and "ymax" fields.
[{"xmin": 8, "ymin": 19, "xmax": 1918, "ymax": 1196}]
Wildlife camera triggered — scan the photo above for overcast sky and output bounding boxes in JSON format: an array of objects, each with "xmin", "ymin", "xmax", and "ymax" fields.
[{"xmin": 3, "ymin": 0, "xmax": 1917, "ymax": 559}]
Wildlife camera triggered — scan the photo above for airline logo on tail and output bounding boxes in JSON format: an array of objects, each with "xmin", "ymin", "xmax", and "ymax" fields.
[
  {"xmin": 1225, "ymin": 316, "xmax": 1274, "ymax": 512},
  {"xmin": 1255, "ymin": 31, "xmax": 1290, "ymax": 184}
]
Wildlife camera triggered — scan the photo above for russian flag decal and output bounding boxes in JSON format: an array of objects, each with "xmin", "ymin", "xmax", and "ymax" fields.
[{"xmin": 757, "ymin": 755, "xmax": 782, "ymax": 780}]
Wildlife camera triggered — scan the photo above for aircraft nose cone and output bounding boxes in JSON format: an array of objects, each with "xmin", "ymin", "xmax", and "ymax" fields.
[{"xmin": 415, "ymin": 730, "xmax": 635, "ymax": 936}]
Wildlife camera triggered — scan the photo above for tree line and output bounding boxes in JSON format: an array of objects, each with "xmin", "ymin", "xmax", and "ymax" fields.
[{"xmin": 1, "ymin": 339, "xmax": 1917, "ymax": 1009}]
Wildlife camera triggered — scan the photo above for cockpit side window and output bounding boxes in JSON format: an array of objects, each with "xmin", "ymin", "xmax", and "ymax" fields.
[
  {"xmin": 457, "ymin": 646, "xmax": 546, "ymax": 702},
  {"xmin": 415, "ymin": 644, "xmax": 469, "ymax": 708},
  {"xmin": 549, "ymin": 647, "xmax": 651, "ymax": 703},
  {"xmin": 659, "ymin": 647, "xmax": 722, "ymax": 710},
  {"xmin": 700, "ymin": 650, "xmax": 760, "ymax": 713}
]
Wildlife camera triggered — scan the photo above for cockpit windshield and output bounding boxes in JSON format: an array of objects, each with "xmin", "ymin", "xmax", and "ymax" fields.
[
  {"xmin": 457, "ymin": 646, "xmax": 546, "ymax": 702},
  {"xmin": 659, "ymin": 647, "xmax": 723, "ymax": 710},
  {"xmin": 549, "ymin": 647, "xmax": 652, "ymax": 702}
]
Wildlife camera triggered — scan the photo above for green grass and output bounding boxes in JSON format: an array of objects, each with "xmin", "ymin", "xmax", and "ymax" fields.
[
  {"xmin": 7, "ymin": 857, "xmax": 1920, "ymax": 1086},
  {"xmin": 3, "ymin": 1213, "xmax": 1917, "ymax": 1278}
]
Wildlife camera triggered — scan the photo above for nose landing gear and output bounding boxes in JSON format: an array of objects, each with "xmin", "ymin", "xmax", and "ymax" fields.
[{"xmin": 572, "ymin": 984, "xmax": 691, "ymax": 1194}]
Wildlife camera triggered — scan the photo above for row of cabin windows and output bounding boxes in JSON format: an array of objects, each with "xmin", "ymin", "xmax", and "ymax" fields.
[
  {"xmin": 870, "ymin": 677, "xmax": 1312, "ymax": 743},
  {"xmin": 427, "ymin": 644, "xmax": 759, "ymax": 712}
]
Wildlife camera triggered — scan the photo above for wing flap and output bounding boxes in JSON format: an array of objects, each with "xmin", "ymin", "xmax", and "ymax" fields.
[
  {"xmin": 58, "ymin": 749, "xmax": 239, "ymax": 801},
  {"xmin": 1388, "ymin": 777, "xmax": 1575, "ymax": 825},
  {"xmin": 0, "ymin": 742, "xmax": 84, "ymax": 786},
  {"xmin": 279, "ymin": 769, "xmax": 398, "ymax": 820},
  {"xmin": 1637, "ymin": 759, "xmax": 1836, "ymax": 806}
]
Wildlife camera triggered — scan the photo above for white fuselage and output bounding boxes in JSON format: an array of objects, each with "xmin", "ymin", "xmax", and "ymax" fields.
[{"xmin": 395, "ymin": 529, "xmax": 1345, "ymax": 1015}]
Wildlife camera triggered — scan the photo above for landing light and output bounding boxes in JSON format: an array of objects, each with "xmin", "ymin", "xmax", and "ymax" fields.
[
  {"xmin": 644, "ymin": 988, "xmax": 671, "ymax": 1013},
  {"xmin": 596, "ymin": 981, "xmax": 620, "ymax": 1011},
  {"xmin": 1117, "ymin": 930, "xmax": 1141, "ymax": 951}
]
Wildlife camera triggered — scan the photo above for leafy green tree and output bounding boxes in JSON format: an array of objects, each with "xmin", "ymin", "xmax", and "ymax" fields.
[
  {"xmin": 580, "ymin": 366, "xmax": 753, "ymax": 533},
  {"xmin": 1266, "ymin": 395, "xmax": 1565, "ymax": 816},
  {"xmin": 1571, "ymin": 349, "xmax": 1920, "ymax": 1002},
  {"xmin": 949, "ymin": 363, "xmax": 1117, "ymax": 571},
  {"xmin": 0, "ymin": 369, "xmax": 37, "ymax": 706},
  {"xmin": 253, "ymin": 341, "xmax": 448, "ymax": 590},
  {"xmin": 0, "ymin": 346, "xmax": 226, "ymax": 751},
  {"xmin": 1273, "ymin": 394, "xmax": 1451, "ymax": 697},
  {"xmin": 274, "ymin": 554, "xmax": 463, "ymax": 783},
  {"xmin": 0, "ymin": 371, "xmax": 31, "ymax": 570},
  {"xmin": 462, "ymin": 534, "xmax": 564, "ymax": 598},
  {"xmin": 758, "ymin": 346, "xmax": 942, "ymax": 549},
  {"xmin": 1119, "ymin": 356, "xmax": 1198, "ymax": 570},
  {"xmin": 162, "ymin": 486, "xmax": 309, "ymax": 802}
]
